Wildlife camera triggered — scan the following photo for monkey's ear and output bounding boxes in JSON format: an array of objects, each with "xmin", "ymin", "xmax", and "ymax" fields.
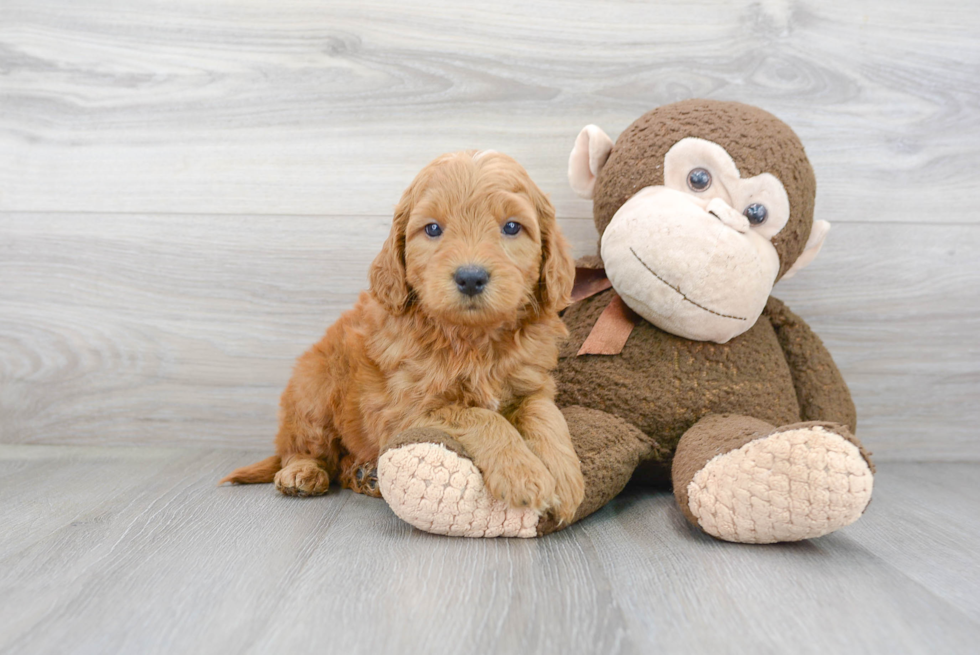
[
  {"xmin": 568, "ymin": 125, "xmax": 613, "ymax": 199},
  {"xmin": 782, "ymin": 220, "xmax": 830, "ymax": 280}
]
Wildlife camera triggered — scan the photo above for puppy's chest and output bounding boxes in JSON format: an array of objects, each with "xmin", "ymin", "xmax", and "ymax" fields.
[{"xmin": 409, "ymin": 347, "xmax": 517, "ymax": 411}]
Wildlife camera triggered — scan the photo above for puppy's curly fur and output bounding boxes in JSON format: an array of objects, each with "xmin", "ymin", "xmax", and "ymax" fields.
[{"xmin": 221, "ymin": 151, "xmax": 585, "ymax": 521}]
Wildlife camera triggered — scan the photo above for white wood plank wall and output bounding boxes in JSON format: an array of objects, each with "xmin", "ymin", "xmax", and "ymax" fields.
[{"xmin": 1, "ymin": 0, "xmax": 978, "ymax": 460}]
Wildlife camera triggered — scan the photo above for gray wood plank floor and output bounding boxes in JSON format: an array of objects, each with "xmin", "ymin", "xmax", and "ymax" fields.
[
  {"xmin": 3, "ymin": 2, "xmax": 979, "ymax": 653},
  {"xmin": 1, "ymin": 445, "xmax": 978, "ymax": 655}
]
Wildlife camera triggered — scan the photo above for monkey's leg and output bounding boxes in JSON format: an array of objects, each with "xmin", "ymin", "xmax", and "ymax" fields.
[
  {"xmin": 536, "ymin": 406, "xmax": 656, "ymax": 535},
  {"xmin": 672, "ymin": 414, "xmax": 875, "ymax": 544},
  {"xmin": 377, "ymin": 407, "xmax": 654, "ymax": 538}
]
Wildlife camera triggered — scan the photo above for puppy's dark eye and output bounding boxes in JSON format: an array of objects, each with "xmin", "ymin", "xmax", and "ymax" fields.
[
  {"xmin": 743, "ymin": 203, "xmax": 768, "ymax": 225},
  {"xmin": 687, "ymin": 168, "xmax": 711, "ymax": 192},
  {"xmin": 424, "ymin": 223, "xmax": 443, "ymax": 237},
  {"xmin": 502, "ymin": 221, "xmax": 522, "ymax": 236}
]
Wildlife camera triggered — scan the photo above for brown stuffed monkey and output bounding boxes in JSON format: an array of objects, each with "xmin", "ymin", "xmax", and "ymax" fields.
[{"xmin": 377, "ymin": 100, "xmax": 874, "ymax": 543}]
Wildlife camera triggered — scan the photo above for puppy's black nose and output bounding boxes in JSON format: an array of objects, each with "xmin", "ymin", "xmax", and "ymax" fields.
[{"xmin": 454, "ymin": 266, "xmax": 489, "ymax": 297}]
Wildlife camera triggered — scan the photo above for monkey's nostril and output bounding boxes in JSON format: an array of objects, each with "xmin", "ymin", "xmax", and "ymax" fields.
[
  {"xmin": 454, "ymin": 266, "xmax": 490, "ymax": 297},
  {"xmin": 708, "ymin": 207, "xmax": 749, "ymax": 234}
]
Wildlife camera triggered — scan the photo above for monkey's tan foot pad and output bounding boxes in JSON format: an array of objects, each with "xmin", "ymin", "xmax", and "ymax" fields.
[
  {"xmin": 378, "ymin": 442, "xmax": 540, "ymax": 538},
  {"xmin": 687, "ymin": 426, "xmax": 874, "ymax": 544}
]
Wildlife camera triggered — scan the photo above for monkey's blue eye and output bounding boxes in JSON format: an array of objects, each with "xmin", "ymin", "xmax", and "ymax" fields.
[
  {"xmin": 687, "ymin": 168, "xmax": 711, "ymax": 192},
  {"xmin": 502, "ymin": 221, "xmax": 522, "ymax": 236},
  {"xmin": 743, "ymin": 203, "xmax": 768, "ymax": 225},
  {"xmin": 424, "ymin": 223, "xmax": 443, "ymax": 237}
]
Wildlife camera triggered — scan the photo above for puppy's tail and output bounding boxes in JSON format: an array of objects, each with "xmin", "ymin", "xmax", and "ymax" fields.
[{"xmin": 218, "ymin": 455, "xmax": 281, "ymax": 486}]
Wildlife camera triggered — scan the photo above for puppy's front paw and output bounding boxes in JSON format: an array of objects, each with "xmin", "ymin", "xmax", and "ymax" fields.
[
  {"xmin": 275, "ymin": 459, "xmax": 330, "ymax": 497},
  {"xmin": 482, "ymin": 450, "xmax": 557, "ymax": 514},
  {"xmin": 549, "ymin": 457, "xmax": 585, "ymax": 524}
]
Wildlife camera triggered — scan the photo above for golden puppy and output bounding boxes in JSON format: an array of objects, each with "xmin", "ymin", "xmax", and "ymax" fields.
[{"xmin": 221, "ymin": 151, "xmax": 585, "ymax": 521}]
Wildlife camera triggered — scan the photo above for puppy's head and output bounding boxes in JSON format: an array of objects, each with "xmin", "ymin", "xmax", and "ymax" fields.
[{"xmin": 370, "ymin": 151, "xmax": 574, "ymax": 327}]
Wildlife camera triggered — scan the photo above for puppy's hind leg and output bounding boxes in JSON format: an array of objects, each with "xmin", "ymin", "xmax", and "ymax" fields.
[
  {"xmin": 275, "ymin": 458, "xmax": 332, "ymax": 497},
  {"xmin": 273, "ymin": 387, "xmax": 341, "ymax": 498}
]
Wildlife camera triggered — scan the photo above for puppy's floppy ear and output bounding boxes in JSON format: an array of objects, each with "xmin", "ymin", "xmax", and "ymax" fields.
[
  {"xmin": 530, "ymin": 184, "xmax": 575, "ymax": 313},
  {"xmin": 369, "ymin": 190, "xmax": 414, "ymax": 314}
]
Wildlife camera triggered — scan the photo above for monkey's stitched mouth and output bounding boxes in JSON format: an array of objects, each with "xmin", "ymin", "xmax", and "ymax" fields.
[{"xmin": 629, "ymin": 247, "xmax": 748, "ymax": 321}]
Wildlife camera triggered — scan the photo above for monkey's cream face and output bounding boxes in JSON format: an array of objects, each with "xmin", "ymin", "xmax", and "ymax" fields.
[{"xmin": 600, "ymin": 137, "xmax": 791, "ymax": 344}]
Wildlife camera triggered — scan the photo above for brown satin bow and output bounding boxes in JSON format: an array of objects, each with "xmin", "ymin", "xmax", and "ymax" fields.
[{"xmin": 569, "ymin": 268, "xmax": 639, "ymax": 356}]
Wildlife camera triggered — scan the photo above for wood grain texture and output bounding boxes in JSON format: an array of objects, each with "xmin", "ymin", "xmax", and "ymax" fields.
[
  {"xmin": 1, "ymin": 215, "xmax": 977, "ymax": 460},
  {"xmin": 582, "ymin": 461, "xmax": 980, "ymax": 653},
  {"xmin": 1, "ymin": 446, "xmax": 978, "ymax": 654},
  {"xmin": 2, "ymin": 4, "xmax": 976, "ymax": 651},
  {"xmin": 1, "ymin": 0, "xmax": 979, "ymax": 222}
]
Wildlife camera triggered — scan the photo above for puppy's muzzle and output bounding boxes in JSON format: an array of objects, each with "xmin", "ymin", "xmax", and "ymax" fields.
[{"xmin": 454, "ymin": 266, "xmax": 490, "ymax": 297}]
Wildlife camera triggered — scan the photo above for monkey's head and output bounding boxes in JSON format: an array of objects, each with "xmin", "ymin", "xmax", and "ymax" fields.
[{"xmin": 568, "ymin": 99, "xmax": 828, "ymax": 344}]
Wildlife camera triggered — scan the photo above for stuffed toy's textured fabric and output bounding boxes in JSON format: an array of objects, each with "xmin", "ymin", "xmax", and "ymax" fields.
[{"xmin": 377, "ymin": 100, "xmax": 875, "ymax": 543}]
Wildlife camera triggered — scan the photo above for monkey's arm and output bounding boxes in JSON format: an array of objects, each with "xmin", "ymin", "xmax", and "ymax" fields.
[{"xmin": 764, "ymin": 297, "xmax": 857, "ymax": 432}]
